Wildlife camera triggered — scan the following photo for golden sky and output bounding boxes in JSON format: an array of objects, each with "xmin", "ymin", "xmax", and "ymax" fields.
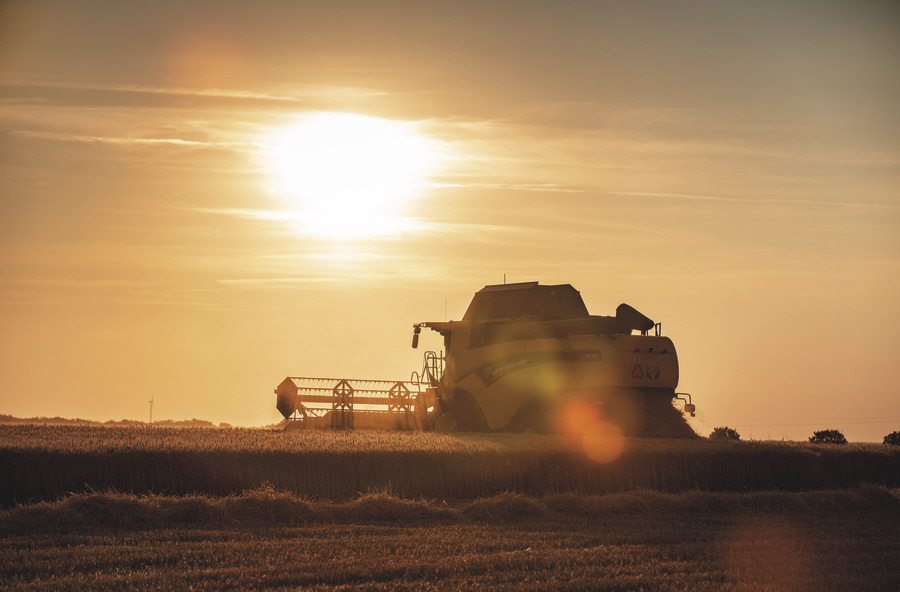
[{"xmin": 1, "ymin": 0, "xmax": 898, "ymax": 440}]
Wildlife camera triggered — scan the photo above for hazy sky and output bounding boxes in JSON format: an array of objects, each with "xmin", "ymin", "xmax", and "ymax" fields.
[{"xmin": 2, "ymin": 0, "xmax": 898, "ymax": 440}]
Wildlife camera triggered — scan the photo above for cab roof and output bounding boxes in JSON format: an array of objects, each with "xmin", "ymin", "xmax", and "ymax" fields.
[{"xmin": 462, "ymin": 282, "xmax": 590, "ymax": 321}]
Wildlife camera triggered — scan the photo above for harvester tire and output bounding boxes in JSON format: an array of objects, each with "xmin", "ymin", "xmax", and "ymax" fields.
[
  {"xmin": 434, "ymin": 413, "xmax": 457, "ymax": 433},
  {"xmin": 451, "ymin": 389, "xmax": 489, "ymax": 432},
  {"xmin": 507, "ymin": 398, "xmax": 552, "ymax": 433},
  {"xmin": 284, "ymin": 420, "xmax": 304, "ymax": 432}
]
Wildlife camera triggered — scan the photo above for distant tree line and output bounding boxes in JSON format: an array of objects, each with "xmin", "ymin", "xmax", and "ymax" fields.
[
  {"xmin": 706, "ymin": 425, "xmax": 900, "ymax": 445},
  {"xmin": 0, "ymin": 415, "xmax": 225, "ymax": 428}
]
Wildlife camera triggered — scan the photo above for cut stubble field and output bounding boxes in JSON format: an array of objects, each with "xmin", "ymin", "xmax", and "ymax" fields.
[{"xmin": 1, "ymin": 425, "xmax": 899, "ymax": 590}]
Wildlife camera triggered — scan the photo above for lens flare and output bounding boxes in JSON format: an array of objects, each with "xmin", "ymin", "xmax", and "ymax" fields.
[
  {"xmin": 581, "ymin": 421, "xmax": 625, "ymax": 464},
  {"xmin": 556, "ymin": 399, "xmax": 602, "ymax": 436},
  {"xmin": 555, "ymin": 398, "xmax": 626, "ymax": 464}
]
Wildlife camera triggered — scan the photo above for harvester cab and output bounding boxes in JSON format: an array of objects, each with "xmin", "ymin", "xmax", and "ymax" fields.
[{"xmin": 276, "ymin": 281, "xmax": 696, "ymax": 436}]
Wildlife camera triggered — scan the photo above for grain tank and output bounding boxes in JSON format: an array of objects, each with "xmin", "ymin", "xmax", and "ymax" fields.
[{"xmin": 414, "ymin": 282, "xmax": 694, "ymax": 436}]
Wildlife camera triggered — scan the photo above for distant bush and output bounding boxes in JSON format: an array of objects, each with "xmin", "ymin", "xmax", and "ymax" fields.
[
  {"xmin": 884, "ymin": 431, "xmax": 900, "ymax": 446},
  {"xmin": 708, "ymin": 426, "xmax": 741, "ymax": 441},
  {"xmin": 809, "ymin": 429, "xmax": 847, "ymax": 445}
]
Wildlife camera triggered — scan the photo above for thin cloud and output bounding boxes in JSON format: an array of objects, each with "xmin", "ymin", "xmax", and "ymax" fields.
[
  {"xmin": 611, "ymin": 191, "xmax": 900, "ymax": 210},
  {"xmin": 188, "ymin": 205, "xmax": 660, "ymax": 244},
  {"xmin": 432, "ymin": 182, "xmax": 585, "ymax": 193},
  {"xmin": 189, "ymin": 208, "xmax": 300, "ymax": 221},
  {"xmin": 2, "ymin": 79, "xmax": 398, "ymax": 107},
  {"xmin": 216, "ymin": 277, "xmax": 351, "ymax": 286},
  {"xmin": 1, "ymin": 278, "xmax": 160, "ymax": 289},
  {"xmin": 191, "ymin": 206, "xmax": 518, "ymax": 237},
  {"xmin": 10, "ymin": 130, "xmax": 258, "ymax": 150},
  {"xmin": 4, "ymin": 80, "xmax": 301, "ymax": 103}
]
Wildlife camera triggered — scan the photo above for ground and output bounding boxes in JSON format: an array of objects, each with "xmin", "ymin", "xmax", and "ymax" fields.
[{"xmin": 2, "ymin": 489, "xmax": 899, "ymax": 591}]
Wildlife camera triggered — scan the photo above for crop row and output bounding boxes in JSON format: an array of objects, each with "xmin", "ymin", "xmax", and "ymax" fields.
[
  {"xmin": 0, "ymin": 424, "xmax": 512, "ymax": 454},
  {"xmin": 2, "ymin": 426, "xmax": 899, "ymax": 506},
  {"xmin": 3, "ymin": 485, "xmax": 898, "ymax": 535}
]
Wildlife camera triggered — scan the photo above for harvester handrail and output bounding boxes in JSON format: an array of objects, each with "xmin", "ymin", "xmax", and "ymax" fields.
[
  {"xmin": 284, "ymin": 377, "xmax": 430, "ymax": 397},
  {"xmin": 286, "ymin": 376, "xmax": 420, "ymax": 385}
]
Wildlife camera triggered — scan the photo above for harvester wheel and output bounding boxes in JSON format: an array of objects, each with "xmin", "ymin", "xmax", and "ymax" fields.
[
  {"xmin": 284, "ymin": 419, "xmax": 305, "ymax": 432},
  {"xmin": 507, "ymin": 398, "xmax": 552, "ymax": 433},
  {"xmin": 450, "ymin": 389, "xmax": 489, "ymax": 432},
  {"xmin": 434, "ymin": 413, "xmax": 457, "ymax": 433}
]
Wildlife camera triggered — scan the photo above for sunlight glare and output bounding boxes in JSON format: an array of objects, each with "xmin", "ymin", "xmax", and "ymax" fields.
[
  {"xmin": 262, "ymin": 113, "xmax": 439, "ymax": 239},
  {"xmin": 556, "ymin": 399, "xmax": 626, "ymax": 464}
]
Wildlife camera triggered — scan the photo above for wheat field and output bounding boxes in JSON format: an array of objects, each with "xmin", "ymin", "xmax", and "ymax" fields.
[
  {"xmin": 1, "ymin": 485, "xmax": 898, "ymax": 591},
  {"xmin": 2, "ymin": 425, "xmax": 899, "ymax": 590},
  {"xmin": 2, "ymin": 425, "xmax": 899, "ymax": 506}
]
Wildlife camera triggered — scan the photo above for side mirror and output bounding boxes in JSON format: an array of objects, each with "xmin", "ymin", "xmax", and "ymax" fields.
[
  {"xmin": 412, "ymin": 326, "xmax": 421, "ymax": 349},
  {"xmin": 675, "ymin": 393, "xmax": 696, "ymax": 417}
]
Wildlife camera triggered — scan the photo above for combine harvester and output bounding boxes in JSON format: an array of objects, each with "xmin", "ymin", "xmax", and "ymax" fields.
[{"xmin": 275, "ymin": 281, "xmax": 696, "ymax": 436}]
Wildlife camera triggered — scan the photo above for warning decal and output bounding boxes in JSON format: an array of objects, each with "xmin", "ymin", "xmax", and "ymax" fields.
[{"xmin": 632, "ymin": 364, "xmax": 644, "ymax": 379}]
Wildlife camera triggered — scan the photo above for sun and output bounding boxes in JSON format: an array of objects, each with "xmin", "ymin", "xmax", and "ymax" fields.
[{"xmin": 262, "ymin": 112, "xmax": 439, "ymax": 239}]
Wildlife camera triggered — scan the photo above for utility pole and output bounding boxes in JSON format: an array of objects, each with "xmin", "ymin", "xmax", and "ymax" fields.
[{"xmin": 148, "ymin": 394, "xmax": 154, "ymax": 425}]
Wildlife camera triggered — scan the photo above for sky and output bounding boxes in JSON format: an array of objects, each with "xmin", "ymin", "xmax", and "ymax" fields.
[{"xmin": 1, "ymin": 0, "xmax": 898, "ymax": 441}]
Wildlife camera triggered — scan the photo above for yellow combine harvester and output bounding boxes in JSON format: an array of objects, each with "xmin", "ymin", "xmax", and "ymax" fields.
[{"xmin": 276, "ymin": 281, "xmax": 696, "ymax": 436}]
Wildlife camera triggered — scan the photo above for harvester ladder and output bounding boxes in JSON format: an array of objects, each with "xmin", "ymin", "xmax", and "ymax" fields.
[{"xmin": 423, "ymin": 350, "xmax": 444, "ymax": 386}]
